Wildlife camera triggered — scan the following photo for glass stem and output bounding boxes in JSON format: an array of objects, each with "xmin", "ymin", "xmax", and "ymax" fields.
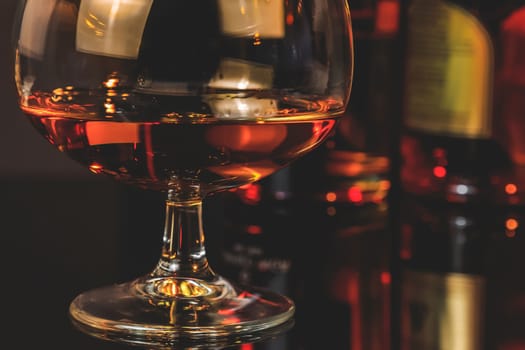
[{"xmin": 150, "ymin": 189, "xmax": 215, "ymax": 280}]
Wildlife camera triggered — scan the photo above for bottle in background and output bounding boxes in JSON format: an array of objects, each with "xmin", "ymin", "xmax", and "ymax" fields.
[
  {"xmin": 399, "ymin": 193, "xmax": 525, "ymax": 349},
  {"xmin": 221, "ymin": 171, "xmax": 393, "ymax": 350},
  {"xmin": 293, "ymin": 0, "xmax": 403, "ymax": 200},
  {"xmin": 220, "ymin": 168, "xmax": 297, "ymax": 350},
  {"xmin": 397, "ymin": 1, "xmax": 525, "ymax": 349},
  {"xmin": 326, "ymin": 0, "xmax": 401, "ymax": 185},
  {"xmin": 399, "ymin": 200, "xmax": 487, "ymax": 350},
  {"xmin": 220, "ymin": 2, "xmax": 403, "ymax": 349},
  {"xmin": 298, "ymin": 187, "xmax": 392, "ymax": 350},
  {"xmin": 221, "ymin": 167, "xmax": 295, "ymax": 296},
  {"xmin": 400, "ymin": 0, "xmax": 525, "ymax": 204}
]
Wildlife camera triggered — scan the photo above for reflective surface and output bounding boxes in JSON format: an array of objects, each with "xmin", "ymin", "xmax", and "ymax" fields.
[
  {"xmin": 5, "ymin": 178, "xmax": 525, "ymax": 349},
  {"xmin": 2, "ymin": 178, "xmax": 389, "ymax": 349}
]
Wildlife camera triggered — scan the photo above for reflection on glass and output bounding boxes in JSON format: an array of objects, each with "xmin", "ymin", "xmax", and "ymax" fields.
[
  {"xmin": 18, "ymin": 0, "xmax": 57, "ymax": 59},
  {"xmin": 208, "ymin": 58, "xmax": 274, "ymax": 91},
  {"xmin": 76, "ymin": 0, "xmax": 153, "ymax": 59},
  {"xmin": 217, "ymin": 0, "xmax": 285, "ymax": 38},
  {"xmin": 206, "ymin": 58, "xmax": 278, "ymax": 119},
  {"xmin": 206, "ymin": 97, "xmax": 278, "ymax": 119}
]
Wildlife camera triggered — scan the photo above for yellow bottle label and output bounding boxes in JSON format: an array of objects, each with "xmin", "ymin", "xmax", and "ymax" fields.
[
  {"xmin": 404, "ymin": 0, "xmax": 494, "ymax": 138},
  {"xmin": 401, "ymin": 270, "xmax": 486, "ymax": 350}
]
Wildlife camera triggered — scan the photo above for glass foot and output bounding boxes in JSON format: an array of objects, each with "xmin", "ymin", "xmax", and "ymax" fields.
[{"xmin": 69, "ymin": 276, "xmax": 295, "ymax": 346}]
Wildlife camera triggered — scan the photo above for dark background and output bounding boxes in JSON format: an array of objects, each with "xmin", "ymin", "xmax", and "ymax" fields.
[
  {"xmin": 0, "ymin": 0, "xmax": 93, "ymax": 178},
  {"xmin": 0, "ymin": 1, "xmax": 199, "ymax": 347}
]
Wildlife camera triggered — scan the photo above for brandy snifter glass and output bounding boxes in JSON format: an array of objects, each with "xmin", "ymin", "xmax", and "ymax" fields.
[{"xmin": 13, "ymin": 0, "xmax": 353, "ymax": 345}]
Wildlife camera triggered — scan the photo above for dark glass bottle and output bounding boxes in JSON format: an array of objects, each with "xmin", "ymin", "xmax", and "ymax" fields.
[
  {"xmin": 399, "ymin": 195, "xmax": 525, "ymax": 349},
  {"xmin": 221, "ymin": 168, "xmax": 393, "ymax": 350},
  {"xmin": 293, "ymin": 0, "xmax": 403, "ymax": 199},
  {"xmin": 221, "ymin": 167, "xmax": 295, "ymax": 295},
  {"xmin": 299, "ymin": 187, "xmax": 392, "ymax": 350},
  {"xmin": 220, "ymin": 167, "xmax": 299, "ymax": 350},
  {"xmin": 220, "ymin": 3, "xmax": 403, "ymax": 350},
  {"xmin": 328, "ymin": 0, "xmax": 401, "ymax": 183},
  {"xmin": 219, "ymin": 0, "xmax": 404, "ymax": 280},
  {"xmin": 399, "ymin": 199, "xmax": 488, "ymax": 350},
  {"xmin": 400, "ymin": 0, "xmax": 525, "ymax": 204},
  {"xmin": 397, "ymin": 1, "xmax": 525, "ymax": 349}
]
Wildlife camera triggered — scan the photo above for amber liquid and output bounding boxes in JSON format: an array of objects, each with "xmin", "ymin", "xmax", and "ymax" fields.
[{"xmin": 23, "ymin": 92, "xmax": 337, "ymax": 192}]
